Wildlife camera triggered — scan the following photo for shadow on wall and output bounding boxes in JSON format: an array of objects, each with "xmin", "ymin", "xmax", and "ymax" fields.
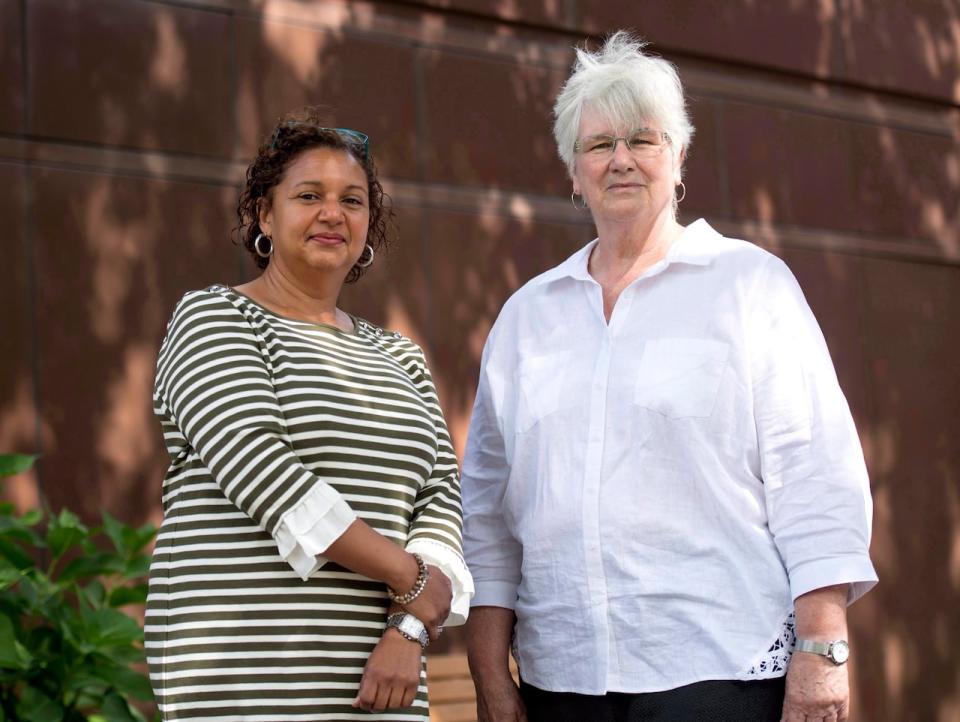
[{"xmin": 1, "ymin": 1, "xmax": 958, "ymax": 720}]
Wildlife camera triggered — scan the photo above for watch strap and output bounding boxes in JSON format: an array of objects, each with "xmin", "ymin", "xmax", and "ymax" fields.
[
  {"xmin": 794, "ymin": 639, "xmax": 831, "ymax": 655},
  {"xmin": 794, "ymin": 638, "xmax": 849, "ymax": 665},
  {"xmin": 386, "ymin": 612, "xmax": 429, "ymax": 649}
]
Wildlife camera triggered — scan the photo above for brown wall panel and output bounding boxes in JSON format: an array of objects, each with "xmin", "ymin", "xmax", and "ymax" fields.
[
  {"xmin": 837, "ymin": 0, "xmax": 960, "ymax": 104},
  {"xmin": 850, "ymin": 124, "xmax": 960, "ymax": 248},
  {"xmin": 681, "ymin": 96, "xmax": 725, "ymax": 217},
  {"xmin": 0, "ymin": 0, "xmax": 23, "ymax": 134},
  {"xmin": 421, "ymin": 48, "xmax": 569, "ymax": 193},
  {"xmin": 405, "ymin": 0, "xmax": 574, "ymax": 29},
  {"xmin": 723, "ymin": 102, "xmax": 858, "ymax": 232},
  {"xmin": 579, "ymin": 1, "xmax": 832, "ymax": 79},
  {"xmin": 235, "ymin": 17, "xmax": 419, "ymax": 179},
  {"xmin": 0, "ymin": 162, "xmax": 39, "ymax": 508},
  {"xmin": 31, "ymin": 167, "xmax": 238, "ymax": 520},
  {"xmin": 854, "ymin": 257, "xmax": 960, "ymax": 722},
  {"xmin": 406, "ymin": 0, "xmax": 960, "ymax": 104},
  {"xmin": 29, "ymin": 0, "xmax": 233, "ymax": 156}
]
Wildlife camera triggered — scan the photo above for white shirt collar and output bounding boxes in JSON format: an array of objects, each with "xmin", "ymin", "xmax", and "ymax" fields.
[{"xmin": 531, "ymin": 218, "xmax": 720, "ymax": 288}]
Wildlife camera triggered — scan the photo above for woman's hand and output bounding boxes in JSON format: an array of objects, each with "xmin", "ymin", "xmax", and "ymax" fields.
[
  {"xmin": 780, "ymin": 651, "xmax": 849, "ymax": 721},
  {"xmin": 353, "ymin": 629, "xmax": 422, "ymax": 713},
  {"xmin": 403, "ymin": 564, "xmax": 452, "ymax": 639}
]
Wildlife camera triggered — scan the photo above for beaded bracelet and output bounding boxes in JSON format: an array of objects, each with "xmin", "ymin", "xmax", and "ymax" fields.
[{"xmin": 388, "ymin": 552, "xmax": 430, "ymax": 605}]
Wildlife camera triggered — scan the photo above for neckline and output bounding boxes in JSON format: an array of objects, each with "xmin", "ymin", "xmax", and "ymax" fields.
[{"xmin": 215, "ymin": 285, "xmax": 362, "ymax": 336}]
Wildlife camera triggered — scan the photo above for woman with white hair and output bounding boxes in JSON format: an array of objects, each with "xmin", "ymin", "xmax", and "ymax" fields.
[{"xmin": 462, "ymin": 31, "xmax": 877, "ymax": 721}]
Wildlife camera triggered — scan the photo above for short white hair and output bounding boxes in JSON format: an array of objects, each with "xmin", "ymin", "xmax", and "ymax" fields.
[{"xmin": 553, "ymin": 31, "xmax": 695, "ymax": 174}]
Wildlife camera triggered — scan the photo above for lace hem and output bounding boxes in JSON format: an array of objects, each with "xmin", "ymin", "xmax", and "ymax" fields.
[{"xmin": 743, "ymin": 612, "xmax": 795, "ymax": 678}]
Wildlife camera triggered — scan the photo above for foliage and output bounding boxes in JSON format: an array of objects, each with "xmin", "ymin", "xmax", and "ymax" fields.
[{"xmin": 0, "ymin": 454, "xmax": 157, "ymax": 721}]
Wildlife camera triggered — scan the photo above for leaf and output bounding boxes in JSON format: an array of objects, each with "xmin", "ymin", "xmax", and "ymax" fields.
[
  {"xmin": 0, "ymin": 614, "xmax": 32, "ymax": 669},
  {"xmin": 62, "ymin": 668, "xmax": 111, "ymax": 696},
  {"xmin": 101, "ymin": 513, "xmax": 156, "ymax": 561},
  {"xmin": 107, "ymin": 584, "xmax": 147, "ymax": 608},
  {"xmin": 130, "ymin": 524, "xmax": 157, "ymax": 555},
  {"xmin": 97, "ymin": 692, "xmax": 140, "ymax": 722},
  {"xmin": 101, "ymin": 512, "xmax": 126, "ymax": 556},
  {"xmin": 59, "ymin": 553, "xmax": 124, "ymax": 583},
  {"xmin": 16, "ymin": 685, "xmax": 63, "ymax": 722},
  {"xmin": 100, "ymin": 665, "xmax": 153, "ymax": 702},
  {"xmin": 0, "ymin": 538, "xmax": 35, "ymax": 570},
  {"xmin": 84, "ymin": 580, "xmax": 107, "ymax": 607},
  {"xmin": 0, "ymin": 557, "xmax": 22, "ymax": 591},
  {"xmin": 0, "ymin": 454, "xmax": 36, "ymax": 478},
  {"xmin": 83, "ymin": 608, "xmax": 143, "ymax": 649},
  {"xmin": 121, "ymin": 555, "xmax": 150, "ymax": 580},
  {"xmin": 21, "ymin": 509, "xmax": 42, "ymax": 526},
  {"xmin": 47, "ymin": 509, "xmax": 89, "ymax": 560}
]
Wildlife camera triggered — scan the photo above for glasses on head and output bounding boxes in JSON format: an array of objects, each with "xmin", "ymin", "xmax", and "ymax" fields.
[
  {"xmin": 270, "ymin": 123, "xmax": 370, "ymax": 158},
  {"xmin": 574, "ymin": 128, "xmax": 671, "ymax": 159}
]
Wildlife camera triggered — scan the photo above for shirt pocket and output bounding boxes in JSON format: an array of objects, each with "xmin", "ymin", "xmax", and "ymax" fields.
[
  {"xmin": 515, "ymin": 350, "xmax": 572, "ymax": 433},
  {"xmin": 634, "ymin": 338, "xmax": 729, "ymax": 419}
]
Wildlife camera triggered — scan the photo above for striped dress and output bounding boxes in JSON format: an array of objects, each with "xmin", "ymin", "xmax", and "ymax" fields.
[{"xmin": 146, "ymin": 286, "xmax": 468, "ymax": 721}]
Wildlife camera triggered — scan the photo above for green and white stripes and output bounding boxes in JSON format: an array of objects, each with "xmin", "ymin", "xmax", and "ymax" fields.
[{"xmin": 146, "ymin": 287, "xmax": 463, "ymax": 721}]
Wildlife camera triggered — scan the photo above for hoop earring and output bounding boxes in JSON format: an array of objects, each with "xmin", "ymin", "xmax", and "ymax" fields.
[
  {"xmin": 675, "ymin": 182, "xmax": 686, "ymax": 204},
  {"xmin": 571, "ymin": 192, "xmax": 587, "ymax": 210},
  {"xmin": 357, "ymin": 243, "xmax": 375, "ymax": 268},
  {"xmin": 254, "ymin": 232, "xmax": 273, "ymax": 258}
]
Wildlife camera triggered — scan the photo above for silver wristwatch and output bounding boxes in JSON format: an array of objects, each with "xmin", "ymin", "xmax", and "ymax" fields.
[
  {"xmin": 794, "ymin": 638, "xmax": 850, "ymax": 665},
  {"xmin": 386, "ymin": 613, "xmax": 429, "ymax": 649}
]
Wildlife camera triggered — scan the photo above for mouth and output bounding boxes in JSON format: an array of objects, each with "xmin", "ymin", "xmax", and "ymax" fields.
[
  {"xmin": 607, "ymin": 182, "xmax": 644, "ymax": 190},
  {"xmin": 307, "ymin": 233, "xmax": 345, "ymax": 245}
]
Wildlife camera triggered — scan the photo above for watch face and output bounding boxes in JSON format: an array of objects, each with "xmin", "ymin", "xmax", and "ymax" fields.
[
  {"xmin": 399, "ymin": 616, "xmax": 423, "ymax": 637},
  {"xmin": 830, "ymin": 640, "xmax": 850, "ymax": 664}
]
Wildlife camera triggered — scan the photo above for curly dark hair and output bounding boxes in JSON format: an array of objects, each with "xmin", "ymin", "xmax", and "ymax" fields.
[{"xmin": 236, "ymin": 107, "xmax": 394, "ymax": 284}]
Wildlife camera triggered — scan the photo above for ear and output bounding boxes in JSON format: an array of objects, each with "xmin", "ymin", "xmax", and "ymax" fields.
[{"xmin": 257, "ymin": 197, "xmax": 273, "ymax": 236}]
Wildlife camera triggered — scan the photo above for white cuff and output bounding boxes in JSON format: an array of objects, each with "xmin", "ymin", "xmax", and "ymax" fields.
[
  {"xmin": 406, "ymin": 538, "xmax": 475, "ymax": 627},
  {"xmin": 274, "ymin": 484, "xmax": 357, "ymax": 581},
  {"xmin": 788, "ymin": 556, "xmax": 879, "ymax": 605},
  {"xmin": 470, "ymin": 579, "xmax": 520, "ymax": 610}
]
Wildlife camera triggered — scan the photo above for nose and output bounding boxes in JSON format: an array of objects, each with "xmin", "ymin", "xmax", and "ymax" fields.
[
  {"xmin": 609, "ymin": 138, "xmax": 637, "ymax": 171},
  {"xmin": 316, "ymin": 196, "xmax": 344, "ymax": 223}
]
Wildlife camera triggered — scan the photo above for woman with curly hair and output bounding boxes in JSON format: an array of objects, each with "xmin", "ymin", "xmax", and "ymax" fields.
[{"xmin": 146, "ymin": 107, "xmax": 473, "ymax": 721}]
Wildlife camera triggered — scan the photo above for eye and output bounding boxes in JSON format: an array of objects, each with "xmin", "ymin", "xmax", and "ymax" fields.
[
  {"xmin": 628, "ymin": 133, "xmax": 656, "ymax": 147},
  {"xmin": 298, "ymin": 192, "xmax": 320, "ymax": 201},
  {"xmin": 342, "ymin": 196, "xmax": 366, "ymax": 207},
  {"xmin": 587, "ymin": 137, "xmax": 614, "ymax": 152}
]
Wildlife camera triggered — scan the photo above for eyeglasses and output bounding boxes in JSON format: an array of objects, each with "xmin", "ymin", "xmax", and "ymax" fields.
[
  {"xmin": 574, "ymin": 128, "xmax": 671, "ymax": 159},
  {"xmin": 270, "ymin": 123, "xmax": 370, "ymax": 158}
]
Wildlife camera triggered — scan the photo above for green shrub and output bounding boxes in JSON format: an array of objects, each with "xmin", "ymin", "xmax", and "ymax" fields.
[{"xmin": 0, "ymin": 454, "xmax": 157, "ymax": 721}]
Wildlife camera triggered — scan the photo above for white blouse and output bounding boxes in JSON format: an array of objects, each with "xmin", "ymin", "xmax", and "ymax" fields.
[{"xmin": 461, "ymin": 219, "xmax": 877, "ymax": 695}]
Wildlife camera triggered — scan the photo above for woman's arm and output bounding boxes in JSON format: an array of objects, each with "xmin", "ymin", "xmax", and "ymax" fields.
[
  {"xmin": 782, "ymin": 585, "xmax": 850, "ymax": 721},
  {"xmin": 467, "ymin": 606, "xmax": 527, "ymax": 722}
]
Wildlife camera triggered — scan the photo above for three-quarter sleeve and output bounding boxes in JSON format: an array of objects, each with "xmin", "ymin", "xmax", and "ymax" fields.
[
  {"xmin": 154, "ymin": 291, "xmax": 356, "ymax": 580},
  {"xmin": 748, "ymin": 257, "xmax": 878, "ymax": 604},
  {"xmin": 403, "ymin": 347, "xmax": 474, "ymax": 626},
  {"xmin": 461, "ymin": 330, "xmax": 523, "ymax": 610}
]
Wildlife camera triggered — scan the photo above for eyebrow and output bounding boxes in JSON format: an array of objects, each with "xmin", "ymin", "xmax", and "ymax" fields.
[{"xmin": 292, "ymin": 181, "xmax": 368, "ymax": 194}]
